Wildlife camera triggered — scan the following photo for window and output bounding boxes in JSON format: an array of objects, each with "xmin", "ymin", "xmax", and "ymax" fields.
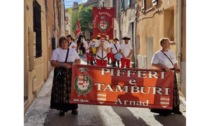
[
  {"xmin": 141, "ymin": 0, "xmax": 157, "ymax": 13},
  {"xmin": 113, "ymin": 0, "xmax": 117, "ymax": 17},
  {"xmin": 45, "ymin": 0, "xmax": 47, "ymax": 12},
  {"xmin": 145, "ymin": 0, "xmax": 153, "ymax": 10},
  {"xmin": 52, "ymin": 37, "xmax": 56, "ymax": 50},
  {"xmin": 125, "ymin": 0, "xmax": 131, "ymax": 9},
  {"xmin": 121, "ymin": 0, "xmax": 131, "ymax": 11},
  {"xmin": 33, "ymin": 0, "xmax": 42, "ymax": 57},
  {"xmin": 121, "ymin": 0, "xmax": 125, "ymax": 11}
]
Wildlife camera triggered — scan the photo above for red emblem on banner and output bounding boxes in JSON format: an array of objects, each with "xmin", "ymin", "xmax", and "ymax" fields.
[
  {"xmin": 98, "ymin": 16, "xmax": 109, "ymax": 32},
  {"xmin": 97, "ymin": 91, "xmax": 107, "ymax": 104},
  {"xmin": 74, "ymin": 73, "xmax": 92, "ymax": 95},
  {"xmin": 160, "ymin": 96, "xmax": 170, "ymax": 108}
]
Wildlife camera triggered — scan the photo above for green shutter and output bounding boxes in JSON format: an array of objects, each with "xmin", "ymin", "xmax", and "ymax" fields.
[{"xmin": 121, "ymin": 0, "xmax": 125, "ymax": 11}]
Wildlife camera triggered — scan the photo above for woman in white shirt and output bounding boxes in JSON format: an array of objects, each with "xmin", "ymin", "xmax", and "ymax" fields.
[{"xmin": 50, "ymin": 37, "xmax": 81, "ymax": 116}]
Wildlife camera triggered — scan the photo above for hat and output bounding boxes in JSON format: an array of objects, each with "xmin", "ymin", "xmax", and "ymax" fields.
[
  {"xmin": 114, "ymin": 38, "xmax": 119, "ymax": 41},
  {"xmin": 122, "ymin": 36, "xmax": 130, "ymax": 40}
]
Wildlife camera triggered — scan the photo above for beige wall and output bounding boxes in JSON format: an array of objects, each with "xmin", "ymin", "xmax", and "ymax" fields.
[
  {"xmin": 103, "ymin": 0, "xmax": 112, "ymax": 8},
  {"xmin": 181, "ymin": 0, "xmax": 186, "ymax": 97},
  {"xmin": 136, "ymin": 0, "xmax": 186, "ymax": 96},
  {"xmin": 46, "ymin": 0, "xmax": 58, "ymax": 74},
  {"xmin": 137, "ymin": 0, "xmax": 177, "ymax": 56},
  {"xmin": 65, "ymin": 10, "xmax": 72, "ymax": 36},
  {"xmin": 24, "ymin": 0, "xmax": 49, "ymax": 112},
  {"xmin": 120, "ymin": 9, "xmax": 136, "ymax": 37}
]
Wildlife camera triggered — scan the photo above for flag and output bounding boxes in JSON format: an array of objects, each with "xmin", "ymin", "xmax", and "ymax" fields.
[
  {"xmin": 75, "ymin": 21, "xmax": 81, "ymax": 37},
  {"xmin": 92, "ymin": 7, "xmax": 114, "ymax": 39}
]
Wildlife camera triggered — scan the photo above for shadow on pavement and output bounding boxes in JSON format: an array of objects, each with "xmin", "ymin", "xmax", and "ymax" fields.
[
  {"xmin": 154, "ymin": 114, "xmax": 186, "ymax": 126},
  {"xmin": 112, "ymin": 106, "xmax": 149, "ymax": 126},
  {"xmin": 44, "ymin": 105, "xmax": 105, "ymax": 126}
]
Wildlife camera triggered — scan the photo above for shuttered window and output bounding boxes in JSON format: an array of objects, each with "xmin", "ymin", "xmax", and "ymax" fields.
[{"xmin": 33, "ymin": 0, "xmax": 42, "ymax": 57}]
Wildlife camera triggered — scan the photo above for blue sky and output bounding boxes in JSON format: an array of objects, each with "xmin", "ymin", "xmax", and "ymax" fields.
[{"xmin": 64, "ymin": 0, "xmax": 88, "ymax": 8}]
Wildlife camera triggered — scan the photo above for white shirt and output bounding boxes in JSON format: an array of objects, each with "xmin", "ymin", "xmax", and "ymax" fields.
[
  {"xmin": 51, "ymin": 47, "xmax": 80, "ymax": 62},
  {"xmin": 89, "ymin": 41, "xmax": 95, "ymax": 47},
  {"xmin": 83, "ymin": 41, "xmax": 90, "ymax": 52},
  {"xmin": 95, "ymin": 40, "xmax": 110, "ymax": 60},
  {"xmin": 94, "ymin": 40, "xmax": 101, "ymax": 47},
  {"xmin": 109, "ymin": 43, "xmax": 113, "ymax": 52},
  {"xmin": 69, "ymin": 41, "xmax": 77, "ymax": 50},
  {"xmin": 111, "ymin": 43, "xmax": 121, "ymax": 54},
  {"xmin": 151, "ymin": 50, "xmax": 177, "ymax": 69},
  {"xmin": 120, "ymin": 43, "xmax": 133, "ymax": 58}
]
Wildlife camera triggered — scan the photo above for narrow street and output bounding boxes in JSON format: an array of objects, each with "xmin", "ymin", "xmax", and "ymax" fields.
[{"xmin": 24, "ymin": 55, "xmax": 186, "ymax": 126}]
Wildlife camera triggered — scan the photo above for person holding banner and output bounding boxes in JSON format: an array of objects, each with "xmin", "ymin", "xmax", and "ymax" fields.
[
  {"xmin": 150, "ymin": 37, "xmax": 182, "ymax": 116},
  {"xmin": 110, "ymin": 38, "xmax": 121, "ymax": 67},
  {"xmin": 119, "ymin": 36, "xmax": 133, "ymax": 68},
  {"xmin": 50, "ymin": 37, "xmax": 81, "ymax": 116},
  {"xmin": 95, "ymin": 37, "xmax": 110, "ymax": 66}
]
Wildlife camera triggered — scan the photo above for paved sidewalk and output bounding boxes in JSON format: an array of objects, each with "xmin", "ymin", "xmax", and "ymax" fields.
[
  {"xmin": 24, "ymin": 55, "xmax": 186, "ymax": 126},
  {"xmin": 24, "ymin": 55, "xmax": 87, "ymax": 126},
  {"xmin": 24, "ymin": 70, "xmax": 52, "ymax": 126}
]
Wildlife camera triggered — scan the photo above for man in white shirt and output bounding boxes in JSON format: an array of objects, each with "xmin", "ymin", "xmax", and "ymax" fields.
[
  {"xmin": 107, "ymin": 39, "xmax": 113, "ymax": 64},
  {"xmin": 110, "ymin": 38, "xmax": 121, "ymax": 67},
  {"xmin": 95, "ymin": 37, "xmax": 110, "ymax": 66},
  {"xmin": 119, "ymin": 36, "xmax": 133, "ymax": 68}
]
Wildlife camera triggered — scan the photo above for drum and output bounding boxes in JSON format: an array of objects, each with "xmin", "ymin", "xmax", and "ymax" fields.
[{"xmin": 114, "ymin": 53, "xmax": 122, "ymax": 61}]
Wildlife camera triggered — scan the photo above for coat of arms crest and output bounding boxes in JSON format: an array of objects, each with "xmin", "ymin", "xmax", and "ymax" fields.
[{"xmin": 98, "ymin": 16, "xmax": 109, "ymax": 32}]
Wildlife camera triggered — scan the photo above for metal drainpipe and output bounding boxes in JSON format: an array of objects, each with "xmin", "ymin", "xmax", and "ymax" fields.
[
  {"xmin": 177, "ymin": 0, "xmax": 182, "ymax": 89},
  {"xmin": 53, "ymin": 0, "xmax": 56, "ymax": 38},
  {"xmin": 60, "ymin": 0, "xmax": 65, "ymax": 36},
  {"xmin": 134, "ymin": 3, "xmax": 138, "ymax": 68},
  {"xmin": 118, "ymin": 0, "xmax": 122, "ymax": 41}
]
